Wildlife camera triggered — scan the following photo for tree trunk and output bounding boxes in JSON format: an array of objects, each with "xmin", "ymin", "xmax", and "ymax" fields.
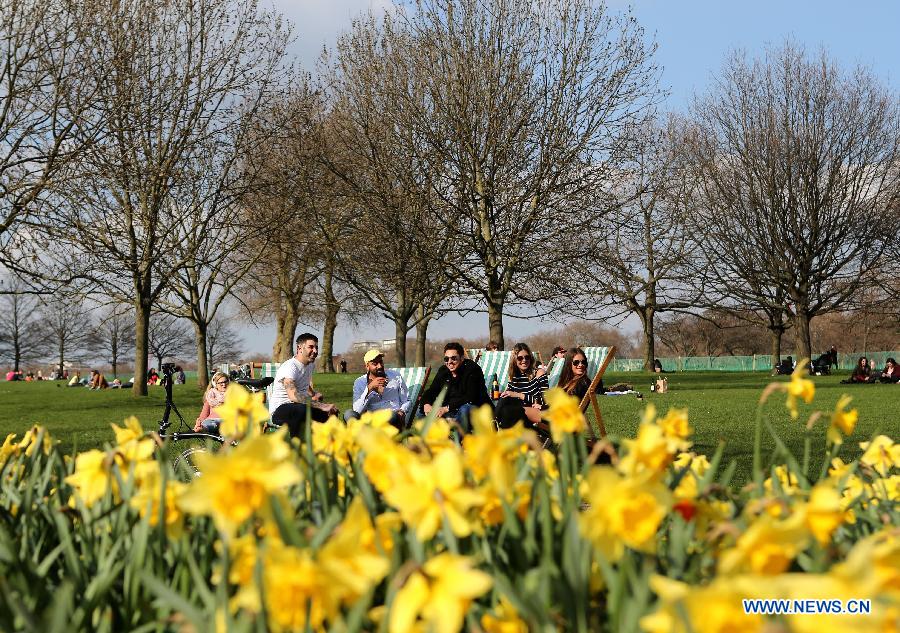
[
  {"xmin": 394, "ymin": 317, "xmax": 408, "ymax": 366},
  {"xmin": 769, "ymin": 326, "xmax": 783, "ymax": 370},
  {"xmin": 133, "ymin": 300, "xmax": 150, "ymax": 396},
  {"xmin": 794, "ymin": 311, "xmax": 813, "ymax": 363},
  {"xmin": 487, "ymin": 299, "xmax": 504, "ymax": 350},
  {"xmin": 111, "ymin": 336, "xmax": 118, "ymax": 378},
  {"xmin": 415, "ymin": 304, "xmax": 431, "ymax": 367},
  {"xmin": 273, "ymin": 301, "xmax": 299, "ymax": 362},
  {"xmin": 195, "ymin": 321, "xmax": 209, "ymax": 389},
  {"xmin": 13, "ymin": 339, "xmax": 20, "ymax": 372},
  {"xmin": 638, "ymin": 308, "xmax": 655, "ymax": 371},
  {"xmin": 320, "ymin": 264, "xmax": 339, "ymax": 373},
  {"xmin": 57, "ymin": 337, "xmax": 64, "ymax": 378}
]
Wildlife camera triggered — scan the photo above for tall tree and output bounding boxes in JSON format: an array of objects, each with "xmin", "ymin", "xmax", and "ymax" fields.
[
  {"xmin": 40, "ymin": 294, "xmax": 92, "ymax": 376},
  {"xmin": 570, "ymin": 118, "xmax": 701, "ymax": 369},
  {"xmin": 688, "ymin": 43, "xmax": 900, "ymax": 361},
  {"xmin": 0, "ymin": 280, "xmax": 44, "ymax": 371},
  {"xmin": 0, "ymin": 0, "xmax": 96, "ymax": 270},
  {"xmin": 44, "ymin": 0, "xmax": 288, "ymax": 394},
  {"xmin": 147, "ymin": 313, "xmax": 193, "ymax": 371},
  {"xmin": 90, "ymin": 305, "xmax": 135, "ymax": 378},
  {"xmin": 392, "ymin": 0, "xmax": 660, "ymax": 347},
  {"xmin": 206, "ymin": 316, "xmax": 244, "ymax": 370}
]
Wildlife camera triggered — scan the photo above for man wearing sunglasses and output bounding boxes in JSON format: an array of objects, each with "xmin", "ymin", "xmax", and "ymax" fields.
[
  {"xmin": 344, "ymin": 349, "xmax": 410, "ymax": 429},
  {"xmin": 421, "ymin": 341, "xmax": 492, "ymax": 432}
]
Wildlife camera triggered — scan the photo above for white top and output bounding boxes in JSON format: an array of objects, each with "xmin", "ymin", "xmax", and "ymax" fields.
[
  {"xmin": 351, "ymin": 369, "xmax": 410, "ymax": 416},
  {"xmin": 268, "ymin": 357, "xmax": 315, "ymax": 413}
]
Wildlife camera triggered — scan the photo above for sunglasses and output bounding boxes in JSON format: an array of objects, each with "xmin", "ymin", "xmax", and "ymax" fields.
[
  {"xmin": 516, "ymin": 355, "xmax": 530, "ymax": 361},
  {"xmin": 443, "ymin": 355, "xmax": 460, "ymax": 363},
  {"xmin": 572, "ymin": 360, "xmax": 587, "ymax": 367},
  {"xmin": 215, "ymin": 380, "xmax": 229, "ymax": 386}
]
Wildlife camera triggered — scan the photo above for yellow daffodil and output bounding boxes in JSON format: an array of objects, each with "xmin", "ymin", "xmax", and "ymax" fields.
[
  {"xmin": 618, "ymin": 422, "xmax": 673, "ymax": 482},
  {"xmin": 178, "ymin": 429, "xmax": 302, "ymax": 536},
  {"xmin": 357, "ymin": 427, "xmax": 416, "ymax": 493},
  {"xmin": 0, "ymin": 433, "xmax": 18, "ymax": 465},
  {"xmin": 718, "ymin": 512, "xmax": 809, "ymax": 575},
  {"xmin": 16, "ymin": 425, "xmax": 54, "ymax": 457},
  {"xmin": 580, "ymin": 466, "xmax": 671, "ymax": 561},
  {"xmin": 640, "ymin": 575, "xmax": 765, "ymax": 633},
  {"xmin": 317, "ymin": 497, "xmax": 390, "ymax": 604},
  {"xmin": 541, "ymin": 388, "xmax": 586, "ymax": 442},
  {"xmin": 130, "ymin": 462, "xmax": 186, "ymax": 538},
  {"xmin": 826, "ymin": 395, "xmax": 857, "ymax": 446},
  {"xmin": 389, "ymin": 553, "xmax": 492, "ymax": 633},
  {"xmin": 763, "ymin": 464, "xmax": 801, "ymax": 497},
  {"xmin": 312, "ymin": 417, "xmax": 353, "ymax": 466},
  {"xmin": 801, "ymin": 484, "xmax": 846, "ymax": 545},
  {"xmin": 111, "ymin": 416, "xmax": 155, "ymax": 466},
  {"xmin": 64, "ymin": 449, "xmax": 115, "ymax": 507},
  {"xmin": 783, "ymin": 359, "xmax": 815, "ymax": 419},
  {"xmin": 409, "ymin": 417, "xmax": 457, "ymax": 455},
  {"xmin": 261, "ymin": 542, "xmax": 338, "ymax": 632},
  {"xmin": 463, "ymin": 413, "xmax": 531, "ymax": 495},
  {"xmin": 215, "ymin": 383, "xmax": 270, "ymax": 437},
  {"xmin": 859, "ymin": 435, "xmax": 900, "ymax": 477},
  {"xmin": 481, "ymin": 596, "xmax": 528, "ymax": 633},
  {"xmin": 657, "ymin": 408, "xmax": 692, "ymax": 450},
  {"xmin": 347, "ymin": 408, "xmax": 398, "ymax": 441},
  {"xmin": 382, "ymin": 447, "xmax": 484, "ymax": 541}
]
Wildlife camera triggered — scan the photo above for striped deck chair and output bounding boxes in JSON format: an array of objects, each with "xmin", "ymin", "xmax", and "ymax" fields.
[
  {"xmin": 259, "ymin": 362, "xmax": 281, "ymax": 405},
  {"xmin": 393, "ymin": 366, "xmax": 431, "ymax": 420},
  {"xmin": 477, "ymin": 350, "xmax": 513, "ymax": 393},
  {"xmin": 578, "ymin": 346, "xmax": 616, "ymax": 439},
  {"xmin": 466, "ymin": 348, "xmax": 485, "ymax": 363},
  {"xmin": 545, "ymin": 357, "xmax": 565, "ymax": 388}
]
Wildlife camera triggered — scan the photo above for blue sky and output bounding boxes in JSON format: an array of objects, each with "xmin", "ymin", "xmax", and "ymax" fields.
[{"xmin": 242, "ymin": 0, "xmax": 900, "ymax": 356}]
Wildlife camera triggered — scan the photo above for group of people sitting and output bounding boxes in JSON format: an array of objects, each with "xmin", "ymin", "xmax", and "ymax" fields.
[
  {"xmin": 845, "ymin": 357, "xmax": 900, "ymax": 384},
  {"xmin": 194, "ymin": 333, "xmax": 595, "ymax": 439}
]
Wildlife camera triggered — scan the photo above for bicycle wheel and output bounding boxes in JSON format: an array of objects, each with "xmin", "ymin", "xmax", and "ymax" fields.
[{"xmin": 165, "ymin": 435, "xmax": 223, "ymax": 482}]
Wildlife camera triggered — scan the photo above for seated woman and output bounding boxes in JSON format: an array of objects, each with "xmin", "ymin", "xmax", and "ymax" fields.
[
  {"xmin": 849, "ymin": 357, "xmax": 874, "ymax": 383},
  {"xmin": 89, "ymin": 370, "xmax": 109, "ymax": 390},
  {"xmin": 194, "ymin": 371, "xmax": 229, "ymax": 432},
  {"xmin": 147, "ymin": 368, "xmax": 160, "ymax": 385},
  {"xmin": 495, "ymin": 343, "xmax": 549, "ymax": 429},
  {"xmin": 558, "ymin": 347, "xmax": 592, "ymax": 402},
  {"xmin": 878, "ymin": 357, "xmax": 899, "ymax": 383}
]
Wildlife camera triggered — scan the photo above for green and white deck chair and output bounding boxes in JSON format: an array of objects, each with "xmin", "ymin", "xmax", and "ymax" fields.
[
  {"xmin": 546, "ymin": 357, "xmax": 565, "ymax": 388},
  {"xmin": 259, "ymin": 362, "xmax": 281, "ymax": 406},
  {"xmin": 393, "ymin": 366, "xmax": 432, "ymax": 419},
  {"xmin": 466, "ymin": 348, "xmax": 484, "ymax": 363},
  {"xmin": 578, "ymin": 346, "xmax": 616, "ymax": 439},
  {"xmin": 477, "ymin": 350, "xmax": 513, "ymax": 393}
]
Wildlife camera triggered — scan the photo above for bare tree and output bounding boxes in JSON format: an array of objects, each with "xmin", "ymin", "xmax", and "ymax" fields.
[
  {"xmin": 206, "ymin": 316, "xmax": 244, "ymax": 370},
  {"xmin": 0, "ymin": 0, "xmax": 96, "ymax": 271},
  {"xmin": 688, "ymin": 43, "xmax": 900, "ymax": 362},
  {"xmin": 42, "ymin": 0, "xmax": 288, "ymax": 395},
  {"xmin": 147, "ymin": 313, "xmax": 193, "ymax": 371},
  {"xmin": 0, "ymin": 279, "xmax": 44, "ymax": 371},
  {"xmin": 388, "ymin": 0, "xmax": 660, "ymax": 347},
  {"xmin": 238, "ymin": 83, "xmax": 326, "ymax": 361},
  {"xmin": 39, "ymin": 294, "xmax": 93, "ymax": 376},
  {"xmin": 89, "ymin": 305, "xmax": 135, "ymax": 378},
  {"xmin": 571, "ymin": 118, "xmax": 701, "ymax": 369}
]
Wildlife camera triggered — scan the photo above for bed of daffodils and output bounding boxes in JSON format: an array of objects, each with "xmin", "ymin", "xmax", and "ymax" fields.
[{"xmin": 0, "ymin": 361, "xmax": 897, "ymax": 632}]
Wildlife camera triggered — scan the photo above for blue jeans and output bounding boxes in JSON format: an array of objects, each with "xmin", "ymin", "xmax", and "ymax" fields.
[{"xmin": 200, "ymin": 418, "xmax": 221, "ymax": 434}]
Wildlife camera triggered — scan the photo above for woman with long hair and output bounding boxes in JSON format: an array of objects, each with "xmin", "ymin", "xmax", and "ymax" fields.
[
  {"xmin": 878, "ymin": 357, "xmax": 899, "ymax": 383},
  {"xmin": 194, "ymin": 371, "xmax": 230, "ymax": 432},
  {"xmin": 849, "ymin": 357, "xmax": 873, "ymax": 383},
  {"xmin": 495, "ymin": 342, "xmax": 549, "ymax": 429},
  {"xmin": 557, "ymin": 347, "xmax": 591, "ymax": 402}
]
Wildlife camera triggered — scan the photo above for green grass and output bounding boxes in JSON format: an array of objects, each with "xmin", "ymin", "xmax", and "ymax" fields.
[{"xmin": 1, "ymin": 372, "xmax": 896, "ymax": 486}]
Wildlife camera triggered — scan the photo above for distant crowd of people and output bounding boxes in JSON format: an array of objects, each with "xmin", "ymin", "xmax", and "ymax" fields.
[
  {"xmin": 4, "ymin": 365, "xmax": 187, "ymax": 388},
  {"xmin": 844, "ymin": 356, "xmax": 900, "ymax": 384}
]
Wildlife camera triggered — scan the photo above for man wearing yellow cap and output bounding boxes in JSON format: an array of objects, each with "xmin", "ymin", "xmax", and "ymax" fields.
[{"xmin": 344, "ymin": 349, "xmax": 410, "ymax": 428}]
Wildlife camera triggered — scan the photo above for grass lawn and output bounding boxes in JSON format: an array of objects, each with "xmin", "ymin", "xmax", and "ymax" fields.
[{"xmin": 1, "ymin": 371, "xmax": 896, "ymax": 486}]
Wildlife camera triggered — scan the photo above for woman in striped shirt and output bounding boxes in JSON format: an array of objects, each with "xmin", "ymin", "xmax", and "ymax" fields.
[{"xmin": 496, "ymin": 343, "xmax": 549, "ymax": 429}]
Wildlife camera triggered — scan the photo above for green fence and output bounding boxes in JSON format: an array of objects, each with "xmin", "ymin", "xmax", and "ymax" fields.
[{"xmin": 608, "ymin": 351, "xmax": 900, "ymax": 373}]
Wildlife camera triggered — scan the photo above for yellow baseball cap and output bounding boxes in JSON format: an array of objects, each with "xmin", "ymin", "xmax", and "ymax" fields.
[{"xmin": 363, "ymin": 349, "xmax": 384, "ymax": 364}]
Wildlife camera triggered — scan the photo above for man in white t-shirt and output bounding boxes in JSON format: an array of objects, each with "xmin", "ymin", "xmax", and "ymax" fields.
[{"xmin": 269, "ymin": 333, "xmax": 339, "ymax": 438}]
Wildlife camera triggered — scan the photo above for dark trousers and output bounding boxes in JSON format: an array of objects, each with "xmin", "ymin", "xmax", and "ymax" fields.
[
  {"xmin": 272, "ymin": 402, "xmax": 330, "ymax": 439},
  {"xmin": 495, "ymin": 397, "xmax": 536, "ymax": 429}
]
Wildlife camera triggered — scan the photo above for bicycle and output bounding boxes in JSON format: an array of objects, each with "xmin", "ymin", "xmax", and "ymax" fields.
[{"xmin": 156, "ymin": 363, "xmax": 273, "ymax": 481}]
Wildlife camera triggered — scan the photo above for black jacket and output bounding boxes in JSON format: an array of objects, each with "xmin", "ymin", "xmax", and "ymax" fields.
[{"xmin": 422, "ymin": 358, "xmax": 491, "ymax": 411}]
